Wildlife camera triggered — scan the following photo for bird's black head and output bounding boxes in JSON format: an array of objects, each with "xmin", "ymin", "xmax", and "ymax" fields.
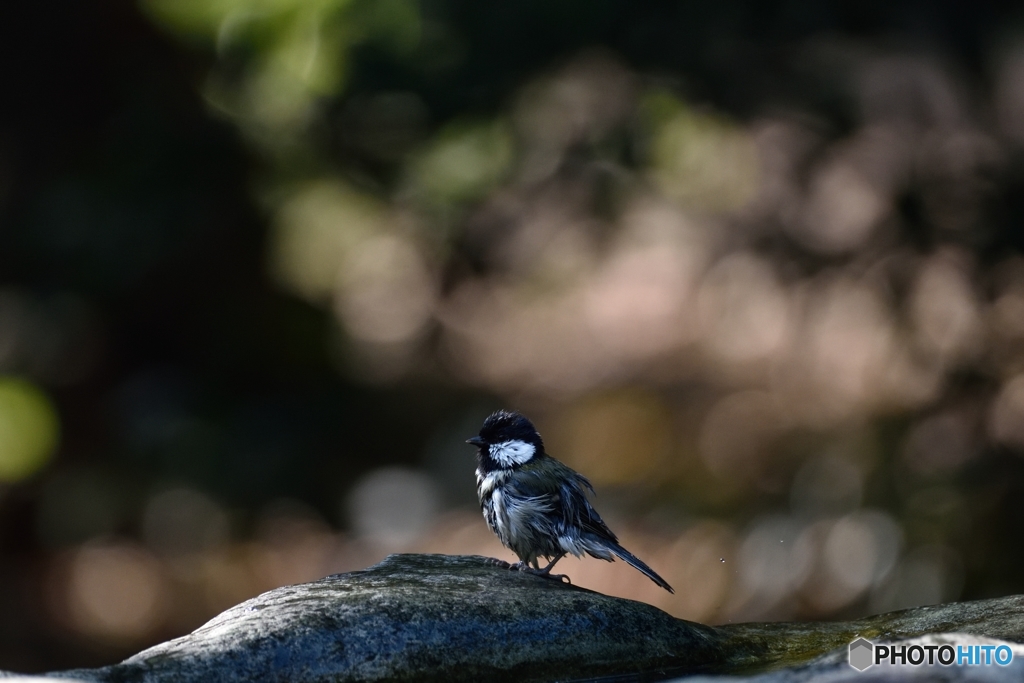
[{"xmin": 467, "ymin": 410, "xmax": 544, "ymax": 471}]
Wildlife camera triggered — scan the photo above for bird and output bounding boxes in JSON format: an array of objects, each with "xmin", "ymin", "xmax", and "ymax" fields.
[{"xmin": 467, "ymin": 409, "xmax": 673, "ymax": 592}]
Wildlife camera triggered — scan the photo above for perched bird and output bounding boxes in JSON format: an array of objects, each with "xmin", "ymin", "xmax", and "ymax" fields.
[{"xmin": 467, "ymin": 409, "xmax": 673, "ymax": 592}]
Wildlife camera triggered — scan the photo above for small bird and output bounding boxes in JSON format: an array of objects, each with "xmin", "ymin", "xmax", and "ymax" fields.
[{"xmin": 467, "ymin": 409, "xmax": 673, "ymax": 592}]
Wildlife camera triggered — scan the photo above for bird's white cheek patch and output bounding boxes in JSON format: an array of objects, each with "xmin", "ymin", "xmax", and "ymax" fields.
[{"xmin": 489, "ymin": 439, "xmax": 535, "ymax": 467}]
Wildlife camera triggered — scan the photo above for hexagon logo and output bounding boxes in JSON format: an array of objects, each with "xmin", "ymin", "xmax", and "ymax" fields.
[{"xmin": 849, "ymin": 638, "xmax": 874, "ymax": 671}]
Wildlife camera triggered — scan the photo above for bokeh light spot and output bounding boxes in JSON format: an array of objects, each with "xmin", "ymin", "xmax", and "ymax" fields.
[
  {"xmin": 334, "ymin": 234, "xmax": 436, "ymax": 345},
  {"xmin": 61, "ymin": 540, "xmax": 169, "ymax": 643},
  {"xmin": 347, "ymin": 467, "xmax": 441, "ymax": 549},
  {"xmin": 412, "ymin": 120, "xmax": 513, "ymax": 205},
  {"xmin": 0, "ymin": 376, "xmax": 60, "ymax": 482},
  {"xmin": 270, "ymin": 181, "xmax": 386, "ymax": 303},
  {"xmin": 644, "ymin": 92, "xmax": 759, "ymax": 213}
]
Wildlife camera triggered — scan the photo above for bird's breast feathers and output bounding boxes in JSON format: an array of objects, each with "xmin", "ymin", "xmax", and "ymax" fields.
[
  {"xmin": 477, "ymin": 466, "xmax": 569, "ymax": 558},
  {"xmin": 476, "ymin": 468, "xmax": 509, "ymax": 499}
]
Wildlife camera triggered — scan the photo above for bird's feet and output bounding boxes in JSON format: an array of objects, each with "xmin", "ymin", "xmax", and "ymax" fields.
[
  {"xmin": 486, "ymin": 558, "xmax": 571, "ymax": 584},
  {"xmin": 506, "ymin": 561, "xmax": 572, "ymax": 585}
]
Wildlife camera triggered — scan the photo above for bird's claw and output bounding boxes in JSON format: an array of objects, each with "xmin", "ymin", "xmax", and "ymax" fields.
[
  {"xmin": 521, "ymin": 566, "xmax": 572, "ymax": 585},
  {"xmin": 489, "ymin": 559, "xmax": 570, "ymax": 584}
]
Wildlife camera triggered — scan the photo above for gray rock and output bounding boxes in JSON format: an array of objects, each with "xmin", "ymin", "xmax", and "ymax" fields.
[
  {"xmin": 52, "ymin": 554, "xmax": 728, "ymax": 682},
  {"xmin": 7, "ymin": 554, "xmax": 1024, "ymax": 682}
]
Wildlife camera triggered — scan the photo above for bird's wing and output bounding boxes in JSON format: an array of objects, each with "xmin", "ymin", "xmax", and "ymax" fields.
[
  {"xmin": 514, "ymin": 458, "xmax": 620, "ymax": 544},
  {"xmin": 504, "ymin": 459, "xmax": 563, "ymax": 503}
]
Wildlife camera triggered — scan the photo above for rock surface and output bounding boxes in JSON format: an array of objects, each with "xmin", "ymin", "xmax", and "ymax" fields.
[{"xmin": 3, "ymin": 554, "xmax": 1022, "ymax": 682}]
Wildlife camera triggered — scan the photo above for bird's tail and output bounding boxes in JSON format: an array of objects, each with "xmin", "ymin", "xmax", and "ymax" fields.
[{"xmin": 607, "ymin": 541, "xmax": 674, "ymax": 593}]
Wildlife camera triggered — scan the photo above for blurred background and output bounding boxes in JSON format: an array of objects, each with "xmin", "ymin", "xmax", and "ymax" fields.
[{"xmin": 3, "ymin": 0, "xmax": 1024, "ymax": 672}]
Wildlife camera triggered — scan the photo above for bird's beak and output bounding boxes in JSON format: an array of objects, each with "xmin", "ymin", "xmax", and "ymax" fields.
[{"xmin": 466, "ymin": 436, "xmax": 485, "ymax": 447}]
